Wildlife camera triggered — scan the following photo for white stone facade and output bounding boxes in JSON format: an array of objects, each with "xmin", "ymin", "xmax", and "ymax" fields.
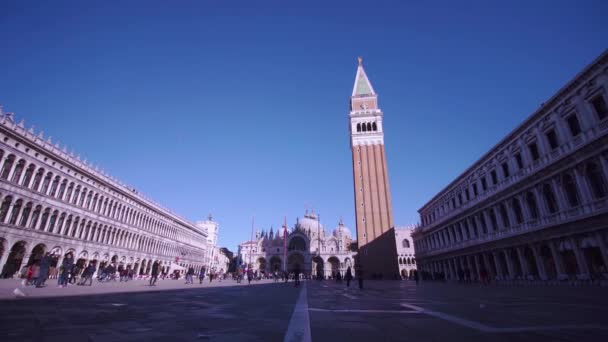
[
  {"xmin": 395, "ymin": 226, "xmax": 417, "ymax": 279},
  {"xmin": 413, "ymin": 50, "xmax": 608, "ymax": 283},
  {"xmin": 237, "ymin": 211, "xmax": 357, "ymax": 278},
  {"xmin": 0, "ymin": 111, "xmax": 211, "ymax": 278}
]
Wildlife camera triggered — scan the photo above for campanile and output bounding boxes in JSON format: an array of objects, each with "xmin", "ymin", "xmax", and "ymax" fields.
[{"xmin": 349, "ymin": 57, "xmax": 398, "ymax": 277}]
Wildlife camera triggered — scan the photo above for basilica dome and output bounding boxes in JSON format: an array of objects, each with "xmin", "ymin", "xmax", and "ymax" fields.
[
  {"xmin": 332, "ymin": 219, "xmax": 352, "ymax": 239},
  {"xmin": 296, "ymin": 211, "xmax": 325, "ymax": 235}
]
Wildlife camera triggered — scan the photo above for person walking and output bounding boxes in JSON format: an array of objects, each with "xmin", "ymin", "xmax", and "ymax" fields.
[
  {"xmin": 345, "ymin": 266, "xmax": 353, "ymax": 288},
  {"xmin": 247, "ymin": 269, "xmax": 253, "ymax": 285},
  {"xmin": 355, "ymin": 262, "xmax": 364, "ymax": 290},
  {"xmin": 185, "ymin": 267, "xmax": 194, "ymax": 284},
  {"xmin": 149, "ymin": 262, "xmax": 160, "ymax": 286},
  {"xmin": 294, "ymin": 265, "xmax": 301, "ymax": 287},
  {"xmin": 199, "ymin": 267, "xmax": 206, "ymax": 284},
  {"xmin": 79, "ymin": 262, "xmax": 96, "ymax": 286},
  {"xmin": 60, "ymin": 254, "xmax": 74, "ymax": 288},
  {"xmin": 35, "ymin": 253, "xmax": 52, "ymax": 288}
]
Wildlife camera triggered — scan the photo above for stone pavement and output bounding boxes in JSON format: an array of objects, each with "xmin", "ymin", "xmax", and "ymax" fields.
[
  {"xmin": 1, "ymin": 278, "xmax": 607, "ymax": 341},
  {"xmin": 0, "ymin": 276, "xmax": 258, "ymax": 299}
]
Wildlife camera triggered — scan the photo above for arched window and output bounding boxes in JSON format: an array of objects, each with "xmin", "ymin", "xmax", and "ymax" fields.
[
  {"xmin": 40, "ymin": 172, "xmax": 53, "ymax": 194},
  {"xmin": 72, "ymin": 186, "xmax": 81, "ymax": 205},
  {"xmin": 31, "ymin": 168, "xmax": 45, "ymax": 191},
  {"xmin": 0, "ymin": 196, "xmax": 12, "ymax": 222},
  {"xmin": 402, "ymin": 239, "xmax": 410, "ymax": 248},
  {"xmin": 10, "ymin": 159, "xmax": 26, "ymax": 183},
  {"xmin": 562, "ymin": 173, "xmax": 580, "ymax": 207},
  {"xmin": 511, "ymin": 198, "xmax": 523, "ymax": 224},
  {"xmin": 65, "ymin": 182, "xmax": 74, "ymax": 202},
  {"xmin": 9, "ymin": 199, "xmax": 22, "ymax": 225},
  {"xmin": 19, "ymin": 202, "xmax": 33, "ymax": 227},
  {"xmin": 0, "ymin": 155, "xmax": 16, "ymax": 179},
  {"xmin": 362, "ymin": 123, "xmax": 367, "ymax": 132},
  {"xmin": 543, "ymin": 183, "xmax": 559, "ymax": 213},
  {"xmin": 526, "ymin": 192, "xmax": 539, "ymax": 219},
  {"xmin": 356, "ymin": 123, "xmax": 361, "ymax": 132},
  {"xmin": 48, "ymin": 210, "xmax": 59, "ymax": 233},
  {"xmin": 39, "ymin": 208, "xmax": 51, "ymax": 230},
  {"xmin": 367, "ymin": 122, "xmax": 372, "ymax": 131},
  {"xmin": 49, "ymin": 176, "xmax": 60, "ymax": 197},
  {"xmin": 372, "ymin": 122, "xmax": 377, "ymax": 131},
  {"xmin": 585, "ymin": 162, "xmax": 607, "ymax": 199},
  {"xmin": 57, "ymin": 180, "xmax": 67, "ymax": 199},
  {"xmin": 29, "ymin": 205, "xmax": 42, "ymax": 229},
  {"xmin": 21, "ymin": 164, "xmax": 35, "ymax": 187}
]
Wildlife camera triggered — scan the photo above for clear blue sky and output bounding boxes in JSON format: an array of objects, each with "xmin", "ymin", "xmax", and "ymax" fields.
[{"xmin": 1, "ymin": 1, "xmax": 606, "ymax": 251}]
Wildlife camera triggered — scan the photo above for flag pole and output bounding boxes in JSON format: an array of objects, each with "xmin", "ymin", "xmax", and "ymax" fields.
[
  {"xmin": 249, "ymin": 216, "xmax": 254, "ymax": 270},
  {"xmin": 283, "ymin": 216, "xmax": 287, "ymax": 272}
]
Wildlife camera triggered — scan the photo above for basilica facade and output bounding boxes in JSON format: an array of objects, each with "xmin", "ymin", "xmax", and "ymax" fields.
[
  {"xmin": 0, "ymin": 110, "xmax": 212, "ymax": 278},
  {"xmin": 237, "ymin": 211, "xmax": 357, "ymax": 278},
  {"xmin": 413, "ymin": 50, "xmax": 608, "ymax": 283}
]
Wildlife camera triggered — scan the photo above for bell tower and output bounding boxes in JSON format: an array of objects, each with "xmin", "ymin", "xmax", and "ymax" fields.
[{"xmin": 349, "ymin": 57, "xmax": 398, "ymax": 278}]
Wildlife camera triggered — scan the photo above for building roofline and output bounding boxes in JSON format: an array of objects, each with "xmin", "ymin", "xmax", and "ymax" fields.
[{"xmin": 418, "ymin": 49, "xmax": 608, "ymax": 213}]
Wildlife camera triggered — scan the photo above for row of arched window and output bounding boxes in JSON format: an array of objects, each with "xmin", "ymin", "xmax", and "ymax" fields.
[
  {"xmin": 417, "ymin": 160, "xmax": 608, "ymax": 252},
  {"xmin": 399, "ymin": 257, "xmax": 415, "ymax": 265},
  {"xmin": 0, "ymin": 148, "xmax": 203, "ymax": 246},
  {"xmin": 0, "ymin": 193, "xmax": 203, "ymax": 258},
  {"xmin": 356, "ymin": 122, "xmax": 378, "ymax": 132},
  {"xmin": 422, "ymin": 93, "xmax": 608, "ymax": 227}
]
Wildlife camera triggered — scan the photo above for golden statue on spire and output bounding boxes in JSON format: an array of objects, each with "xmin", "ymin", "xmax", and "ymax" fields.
[{"xmin": 358, "ymin": 56, "xmax": 363, "ymax": 66}]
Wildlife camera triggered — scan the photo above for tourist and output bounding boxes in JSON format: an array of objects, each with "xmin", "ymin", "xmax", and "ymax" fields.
[
  {"xmin": 294, "ymin": 265, "xmax": 301, "ymax": 287},
  {"xmin": 356, "ymin": 263, "xmax": 364, "ymax": 290},
  {"xmin": 35, "ymin": 253, "xmax": 52, "ymax": 288},
  {"xmin": 345, "ymin": 266, "xmax": 353, "ymax": 287},
  {"xmin": 150, "ymin": 262, "xmax": 160, "ymax": 286},
  {"xmin": 199, "ymin": 268, "xmax": 206, "ymax": 284},
  {"xmin": 247, "ymin": 268, "xmax": 253, "ymax": 284},
  {"xmin": 79, "ymin": 262, "xmax": 96, "ymax": 286},
  {"xmin": 60, "ymin": 254, "xmax": 73, "ymax": 287},
  {"xmin": 185, "ymin": 267, "xmax": 195, "ymax": 284}
]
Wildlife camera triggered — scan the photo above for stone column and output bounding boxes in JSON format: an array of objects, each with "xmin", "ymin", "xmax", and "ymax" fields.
[
  {"xmin": 493, "ymin": 206, "xmax": 505, "ymax": 231},
  {"xmin": 551, "ymin": 178, "xmax": 567, "ymax": 213},
  {"xmin": 518, "ymin": 194, "xmax": 532, "ymax": 222},
  {"xmin": 503, "ymin": 250, "xmax": 515, "ymax": 279},
  {"xmin": 449, "ymin": 258, "xmax": 457, "ymax": 280},
  {"xmin": 600, "ymin": 154, "xmax": 608, "ymax": 185},
  {"xmin": 533, "ymin": 186, "xmax": 549, "ymax": 218},
  {"xmin": 482, "ymin": 253, "xmax": 493, "ymax": 278},
  {"xmin": 570, "ymin": 237, "xmax": 590, "ymax": 280},
  {"xmin": 595, "ymin": 232, "xmax": 608, "ymax": 273},
  {"xmin": 531, "ymin": 244, "xmax": 548, "ymax": 280},
  {"xmin": 474, "ymin": 215, "xmax": 484, "ymax": 236},
  {"xmin": 573, "ymin": 166, "xmax": 593, "ymax": 205},
  {"xmin": 516, "ymin": 247, "xmax": 529, "ymax": 277},
  {"xmin": 467, "ymin": 218, "xmax": 476, "ymax": 239},
  {"xmin": 492, "ymin": 252, "xmax": 504, "ymax": 279},
  {"xmin": 474, "ymin": 254, "xmax": 482, "ymax": 280},
  {"xmin": 548, "ymin": 240, "xmax": 567, "ymax": 279}
]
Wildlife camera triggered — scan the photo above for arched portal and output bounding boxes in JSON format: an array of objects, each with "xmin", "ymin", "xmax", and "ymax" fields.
[
  {"xmin": 287, "ymin": 253, "xmax": 304, "ymax": 273},
  {"xmin": 27, "ymin": 243, "xmax": 46, "ymax": 266},
  {"xmin": 312, "ymin": 256, "xmax": 324, "ymax": 279},
  {"xmin": 288, "ymin": 236, "xmax": 307, "ymax": 251},
  {"xmin": 257, "ymin": 257, "xmax": 267, "ymax": 274},
  {"xmin": 269, "ymin": 256, "xmax": 282, "ymax": 272},
  {"xmin": 1, "ymin": 241, "xmax": 27, "ymax": 278},
  {"xmin": 401, "ymin": 269, "xmax": 408, "ymax": 279},
  {"xmin": 328, "ymin": 256, "xmax": 340, "ymax": 277}
]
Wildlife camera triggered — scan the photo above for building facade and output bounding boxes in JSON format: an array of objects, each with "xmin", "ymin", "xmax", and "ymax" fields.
[
  {"xmin": 395, "ymin": 226, "xmax": 417, "ymax": 279},
  {"xmin": 413, "ymin": 51, "xmax": 608, "ymax": 283},
  {"xmin": 349, "ymin": 57, "xmax": 398, "ymax": 277},
  {"xmin": 0, "ymin": 110, "xmax": 210, "ymax": 278},
  {"xmin": 237, "ymin": 211, "xmax": 357, "ymax": 278},
  {"xmin": 195, "ymin": 214, "xmax": 220, "ymax": 273}
]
